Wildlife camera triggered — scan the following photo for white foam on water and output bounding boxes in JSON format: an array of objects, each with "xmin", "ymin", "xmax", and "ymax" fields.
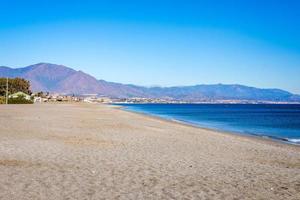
[{"xmin": 286, "ymin": 138, "xmax": 300, "ymax": 144}]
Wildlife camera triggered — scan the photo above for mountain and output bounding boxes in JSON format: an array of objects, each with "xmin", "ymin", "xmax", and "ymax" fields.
[
  {"xmin": 1, "ymin": 63, "xmax": 299, "ymax": 102},
  {"xmin": 0, "ymin": 63, "xmax": 101, "ymax": 94}
]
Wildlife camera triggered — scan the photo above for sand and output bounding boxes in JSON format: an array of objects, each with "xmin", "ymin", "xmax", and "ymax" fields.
[{"xmin": 0, "ymin": 103, "xmax": 299, "ymax": 200}]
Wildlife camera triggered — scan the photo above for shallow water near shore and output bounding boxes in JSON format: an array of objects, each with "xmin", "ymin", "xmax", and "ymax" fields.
[{"xmin": 118, "ymin": 103, "xmax": 300, "ymax": 145}]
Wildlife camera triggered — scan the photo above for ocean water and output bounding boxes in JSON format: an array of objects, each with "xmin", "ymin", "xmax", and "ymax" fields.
[{"xmin": 118, "ymin": 104, "xmax": 300, "ymax": 145}]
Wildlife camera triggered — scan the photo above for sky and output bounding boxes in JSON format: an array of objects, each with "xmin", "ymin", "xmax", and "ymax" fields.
[{"xmin": 0, "ymin": 0, "xmax": 300, "ymax": 93}]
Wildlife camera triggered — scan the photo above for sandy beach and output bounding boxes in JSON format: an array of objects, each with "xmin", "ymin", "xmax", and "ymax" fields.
[{"xmin": 0, "ymin": 103, "xmax": 299, "ymax": 200}]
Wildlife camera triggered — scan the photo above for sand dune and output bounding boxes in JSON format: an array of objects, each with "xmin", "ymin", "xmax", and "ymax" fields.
[{"xmin": 0, "ymin": 103, "xmax": 299, "ymax": 199}]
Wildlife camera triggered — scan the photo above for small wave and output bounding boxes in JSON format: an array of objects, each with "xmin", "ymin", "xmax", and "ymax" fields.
[{"xmin": 286, "ymin": 138, "xmax": 300, "ymax": 144}]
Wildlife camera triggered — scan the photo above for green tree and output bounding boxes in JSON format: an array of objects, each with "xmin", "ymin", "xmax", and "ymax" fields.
[{"xmin": 0, "ymin": 77, "xmax": 32, "ymax": 96}]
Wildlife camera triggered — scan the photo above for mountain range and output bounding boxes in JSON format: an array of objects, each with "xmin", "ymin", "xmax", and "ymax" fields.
[{"xmin": 0, "ymin": 63, "xmax": 299, "ymax": 102}]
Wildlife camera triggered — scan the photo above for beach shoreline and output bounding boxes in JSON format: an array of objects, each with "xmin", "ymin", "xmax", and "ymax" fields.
[
  {"xmin": 114, "ymin": 103, "xmax": 300, "ymax": 148},
  {"xmin": 0, "ymin": 103, "xmax": 299, "ymax": 199}
]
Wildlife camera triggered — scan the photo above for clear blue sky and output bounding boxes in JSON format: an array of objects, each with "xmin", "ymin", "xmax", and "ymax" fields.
[{"xmin": 1, "ymin": 0, "xmax": 300, "ymax": 93}]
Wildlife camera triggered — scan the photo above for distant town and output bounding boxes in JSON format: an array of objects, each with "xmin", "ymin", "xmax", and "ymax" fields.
[{"xmin": 32, "ymin": 93, "xmax": 300, "ymax": 105}]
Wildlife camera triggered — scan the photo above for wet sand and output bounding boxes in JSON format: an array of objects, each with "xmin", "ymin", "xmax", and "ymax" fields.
[{"xmin": 0, "ymin": 103, "xmax": 299, "ymax": 199}]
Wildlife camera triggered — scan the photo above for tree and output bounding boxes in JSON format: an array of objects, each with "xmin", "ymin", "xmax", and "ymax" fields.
[{"xmin": 0, "ymin": 77, "xmax": 32, "ymax": 96}]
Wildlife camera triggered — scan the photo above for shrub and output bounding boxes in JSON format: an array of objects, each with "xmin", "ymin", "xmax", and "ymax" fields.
[
  {"xmin": 8, "ymin": 95, "xmax": 33, "ymax": 104},
  {"xmin": 0, "ymin": 96, "xmax": 5, "ymax": 104}
]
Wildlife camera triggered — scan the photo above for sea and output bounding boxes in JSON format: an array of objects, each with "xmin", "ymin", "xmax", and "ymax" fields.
[{"xmin": 118, "ymin": 103, "xmax": 300, "ymax": 145}]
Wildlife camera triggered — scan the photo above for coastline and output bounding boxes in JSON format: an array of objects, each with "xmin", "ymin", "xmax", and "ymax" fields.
[
  {"xmin": 1, "ymin": 103, "xmax": 300, "ymax": 199},
  {"xmin": 114, "ymin": 104, "xmax": 300, "ymax": 147}
]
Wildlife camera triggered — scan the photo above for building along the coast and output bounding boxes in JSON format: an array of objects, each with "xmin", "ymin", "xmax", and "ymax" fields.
[{"xmin": 9, "ymin": 92, "xmax": 31, "ymax": 100}]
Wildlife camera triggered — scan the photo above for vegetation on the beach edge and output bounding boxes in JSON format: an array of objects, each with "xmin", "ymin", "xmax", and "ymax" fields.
[{"xmin": 0, "ymin": 77, "xmax": 33, "ymax": 104}]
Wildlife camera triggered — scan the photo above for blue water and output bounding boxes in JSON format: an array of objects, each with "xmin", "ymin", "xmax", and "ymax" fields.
[{"xmin": 118, "ymin": 104, "xmax": 300, "ymax": 145}]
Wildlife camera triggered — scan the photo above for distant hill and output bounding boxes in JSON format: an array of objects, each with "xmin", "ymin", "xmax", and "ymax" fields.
[{"xmin": 1, "ymin": 63, "xmax": 299, "ymax": 102}]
